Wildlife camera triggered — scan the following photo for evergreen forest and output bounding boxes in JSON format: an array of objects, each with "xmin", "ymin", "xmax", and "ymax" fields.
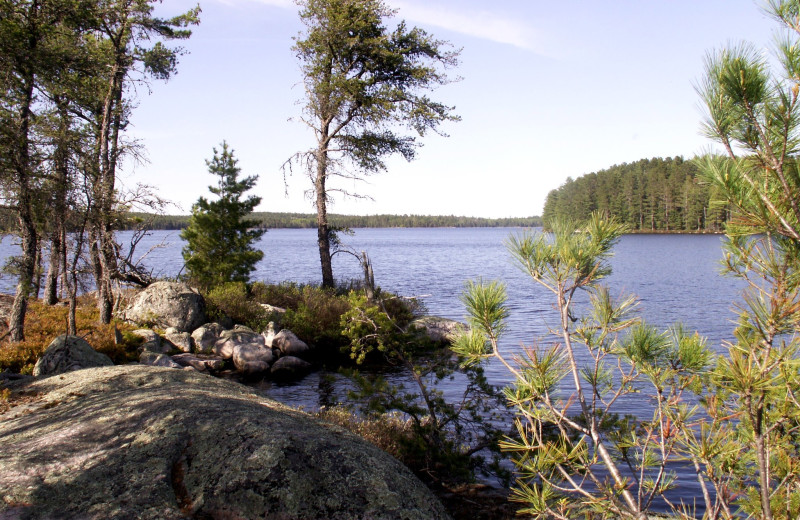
[
  {"xmin": 541, "ymin": 156, "xmax": 729, "ymax": 232},
  {"xmin": 116, "ymin": 212, "xmax": 542, "ymax": 231}
]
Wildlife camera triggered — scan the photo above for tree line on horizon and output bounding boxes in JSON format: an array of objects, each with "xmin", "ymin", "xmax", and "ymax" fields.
[
  {"xmin": 114, "ymin": 212, "xmax": 542, "ymax": 231},
  {"xmin": 541, "ymin": 156, "xmax": 730, "ymax": 232}
]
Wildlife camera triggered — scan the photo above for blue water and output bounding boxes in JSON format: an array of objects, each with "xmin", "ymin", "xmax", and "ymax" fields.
[
  {"xmin": 0, "ymin": 228, "xmax": 746, "ymax": 513},
  {"xmin": 0, "ymin": 228, "xmax": 743, "ymax": 397}
]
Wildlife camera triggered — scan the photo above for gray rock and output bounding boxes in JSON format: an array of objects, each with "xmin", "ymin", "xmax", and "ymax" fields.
[
  {"xmin": 262, "ymin": 321, "xmax": 277, "ymax": 347},
  {"xmin": 259, "ymin": 304, "xmax": 286, "ymax": 328},
  {"xmin": 214, "ymin": 329, "xmax": 264, "ymax": 360},
  {"xmin": 139, "ymin": 351, "xmax": 181, "ymax": 369},
  {"xmin": 131, "ymin": 328, "xmax": 167, "ymax": 353},
  {"xmin": 172, "ymin": 353, "xmax": 226, "ymax": 373},
  {"xmin": 270, "ymin": 355, "xmax": 312, "ymax": 379},
  {"xmin": 272, "ymin": 329, "xmax": 311, "ymax": 358},
  {"xmin": 164, "ymin": 331, "xmax": 193, "ymax": 353},
  {"xmin": 232, "ymin": 324, "xmax": 255, "ymax": 333},
  {"xmin": 191, "ymin": 322, "xmax": 226, "ymax": 354},
  {"xmin": 411, "ymin": 316, "xmax": 467, "ymax": 344},
  {"xmin": 0, "ymin": 366, "xmax": 448, "ymax": 520},
  {"xmin": 232, "ymin": 343, "xmax": 274, "ymax": 376},
  {"xmin": 32, "ymin": 335, "xmax": 113, "ymax": 377},
  {"xmin": 122, "ymin": 281, "xmax": 206, "ymax": 332}
]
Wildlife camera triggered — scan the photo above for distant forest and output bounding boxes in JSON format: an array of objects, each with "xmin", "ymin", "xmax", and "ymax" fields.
[
  {"xmin": 119, "ymin": 212, "xmax": 543, "ymax": 231},
  {"xmin": 541, "ymin": 157, "xmax": 729, "ymax": 232}
]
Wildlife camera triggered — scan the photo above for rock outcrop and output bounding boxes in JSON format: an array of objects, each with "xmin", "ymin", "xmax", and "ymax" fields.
[
  {"xmin": 32, "ymin": 335, "xmax": 113, "ymax": 377},
  {"xmin": 0, "ymin": 365, "xmax": 449, "ymax": 520},
  {"xmin": 411, "ymin": 316, "xmax": 467, "ymax": 344},
  {"xmin": 122, "ymin": 281, "xmax": 206, "ymax": 332},
  {"xmin": 272, "ymin": 329, "xmax": 311, "ymax": 359}
]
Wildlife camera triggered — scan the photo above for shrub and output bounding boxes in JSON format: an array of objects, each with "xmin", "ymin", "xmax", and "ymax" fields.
[
  {"xmin": 0, "ymin": 296, "xmax": 139, "ymax": 373},
  {"xmin": 204, "ymin": 282, "xmax": 273, "ymax": 332}
]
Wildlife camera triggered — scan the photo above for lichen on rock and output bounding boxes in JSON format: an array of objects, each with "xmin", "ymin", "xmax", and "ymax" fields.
[{"xmin": 0, "ymin": 365, "xmax": 450, "ymax": 520}]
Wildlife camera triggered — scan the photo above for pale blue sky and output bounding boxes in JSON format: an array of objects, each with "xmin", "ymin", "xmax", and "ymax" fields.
[{"xmin": 126, "ymin": 0, "xmax": 776, "ymax": 218}]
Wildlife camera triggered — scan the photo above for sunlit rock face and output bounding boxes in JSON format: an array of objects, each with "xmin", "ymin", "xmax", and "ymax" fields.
[{"xmin": 0, "ymin": 365, "xmax": 450, "ymax": 520}]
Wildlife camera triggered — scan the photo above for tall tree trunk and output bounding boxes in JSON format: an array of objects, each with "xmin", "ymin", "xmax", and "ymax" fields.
[
  {"xmin": 92, "ymin": 57, "xmax": 125, "ymax": 323},
  {"xmin": 8, "ymin": 3, "xmax": 41, "ymax": 342},
  {"xmin": 9, "ymin": 214, "xmax": 38, "ymax": 342},
  {"xmin": 315, "ymin": 153, "xmax": 334, "ymax": 288},
  {"xmin": 44, "ymin": 234, "xmax": 61, "ymax": 304},
  {"xmin": 44, "ymin": 97, "xmax": 71, "ymax": 305}
]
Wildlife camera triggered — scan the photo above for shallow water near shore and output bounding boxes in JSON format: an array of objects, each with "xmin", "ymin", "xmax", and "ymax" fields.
[{"xmin": 0, "ymin": 228, "xmax": 745, "ymax": 514}]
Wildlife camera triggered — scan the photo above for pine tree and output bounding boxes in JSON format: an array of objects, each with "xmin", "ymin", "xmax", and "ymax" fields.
[{"xmin": 181, "ymin": 142, "xmax": 265, "ymax": 290}]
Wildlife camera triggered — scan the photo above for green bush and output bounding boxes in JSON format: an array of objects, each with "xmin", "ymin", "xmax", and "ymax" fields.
[{"xmin": 204, "ymin": 282, "xmax": 273, "ymax": 332}]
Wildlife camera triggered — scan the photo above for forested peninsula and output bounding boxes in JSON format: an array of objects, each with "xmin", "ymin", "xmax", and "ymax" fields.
[
  {"xmin": 117, "ymin": 212, "xmax": 542, "ymax": 231},
  {"xmin": 541, "ymin": 156, "xmax": 728, "ymax": 232}
]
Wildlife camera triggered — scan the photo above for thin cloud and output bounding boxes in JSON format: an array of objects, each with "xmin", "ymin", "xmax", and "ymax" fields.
[{"xmin": 395, "ymin": 1, "xmax": 541, "ymax": 52}]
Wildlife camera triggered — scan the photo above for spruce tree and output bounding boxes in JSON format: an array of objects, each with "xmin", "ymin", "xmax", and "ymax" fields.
[{"xmin": 181, "ymin": 142, "xmax": 265, "ymax": 289}]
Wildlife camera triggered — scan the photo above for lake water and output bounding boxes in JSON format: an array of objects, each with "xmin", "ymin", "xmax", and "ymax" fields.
[
  {"xmin": 0, "ymin": 227, "xmax": 744, "ymax": 407},
  {"xmin": 0, "ymin": 228, "xmax": 746, "ymax": 512}
]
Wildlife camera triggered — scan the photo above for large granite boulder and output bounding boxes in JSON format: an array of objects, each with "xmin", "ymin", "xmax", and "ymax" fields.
[
  {"xmin": 32, "ymin": 335, "xmax": 113, "ymax": 377},
  {"xmin": 0, "ymin": 365, "xmax": 449, "ymax": 520},
  {"xmin": 270, "ymin": 355, "xmax": 312, "ymax": 380},
  {"xmin": 163, "ymin": 330, "xmax": 193, "ymax": 353},
  {"xmin": 214, "ymin": 329, "xmax": 264, "ymax": 360},
  {"xmin": 232, "ymin": 343, "xmax": 274, "ymax": 376},
  {"xmin": 272, "ymin": 329, "xmax": 311, "ymax": 358},
  {"xmin": 411, "ymin": 316, "xmax": 467, "ymax": 344},
  {"xmin": 191, "ymin": 322, "xmax": 226, "ymax": 354},
  {"xmin": 122, "ymin": 281, "xmax": 206, "ymax": 332}
]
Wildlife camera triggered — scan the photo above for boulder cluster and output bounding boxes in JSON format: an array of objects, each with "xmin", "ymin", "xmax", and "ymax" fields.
[{"xmin": 121, "ymin": 281, "xmax": 313, "ymax": 380}]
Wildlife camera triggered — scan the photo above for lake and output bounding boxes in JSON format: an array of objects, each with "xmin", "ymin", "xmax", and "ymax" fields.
[
  {"xmin": 0, "ymin": 228, "xmax": 745, "ymax": 512},
  {"xmin": 0, "ymin": 228, "xmax": 744, "ymax": 406}
]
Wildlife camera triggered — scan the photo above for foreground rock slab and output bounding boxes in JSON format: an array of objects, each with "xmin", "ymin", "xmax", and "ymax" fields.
[{"xmin": 0, "ymin": 365, "xmax": 449, "ymax": 520}]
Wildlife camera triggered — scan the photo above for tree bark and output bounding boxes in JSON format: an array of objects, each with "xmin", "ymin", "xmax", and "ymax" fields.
[
  {"xmin": 44, "ymin": 97, "xmax": 71, "ymax": 305},
  {"xmin": 8, "ymin": 1, "xmax": 41, "ymax": 342},
  {"xmin": 316, "ymin": 154, "xmax": 334, "ymax": 288},
  {"xmin": 92, "ymin": 51, "xmax": 126, "ymax": 323}
]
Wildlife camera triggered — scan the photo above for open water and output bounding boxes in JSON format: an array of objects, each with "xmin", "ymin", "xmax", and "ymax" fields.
[{"xmin": 0, "ymin": 228, "xmax": 746, "ymax": 513}]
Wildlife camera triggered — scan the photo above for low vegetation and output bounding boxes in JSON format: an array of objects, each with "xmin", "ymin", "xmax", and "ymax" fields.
[{"xmin": 0, "ymin": 295, "xmax": 141, "ymax": 374}]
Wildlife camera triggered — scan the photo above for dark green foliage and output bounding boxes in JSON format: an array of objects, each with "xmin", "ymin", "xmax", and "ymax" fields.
[
  {"xmin": 340, "ymin": 292, "xmax": 509, "ymax": 486},
  {"xmin": 542, "ymin": 156, "xmax": 729, "ymax": 232},
  {"xmin": 249, "ymin": 282, "xmax": 361, "ymax": 355},
  {"xmin": 290, "ymin": 0, "xmax": 461, "ymax": 287},
  {"xmin": 181, "ymin": 142, "xmax": 265, "ymax": 290},
  {"xmin": 115, "ymin": 211, "xmax": 541, "ymax": 231}
]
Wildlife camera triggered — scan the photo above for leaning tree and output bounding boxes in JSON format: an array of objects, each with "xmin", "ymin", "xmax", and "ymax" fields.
[{"xmin": 288, "ymin": 0, "xmax": 460, "ymax": 287}]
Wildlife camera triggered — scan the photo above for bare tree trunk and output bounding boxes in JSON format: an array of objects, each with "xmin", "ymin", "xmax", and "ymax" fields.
[
  {"xmin": 44, "ymin": 233, "xmax": 61, "ymax": 304},
  {"xmin": 44, "ymin": 97, "xmax": 71, "ymax": 305},
  {"xmin": 31, "ymin": 241, "xmax": 42, "ymax": 299},
  {"xmin": 91, "ymin": 56, "xmax": 125, "ymax": 323},
  {"xmin": 315, "ymin": 145, "xmax": 334, "ymax": 288},
  {"xmin": 8, "ymin": 3, "xmax": 40, "ymax": 342},
  {"xmin": 9, "ymin": 217, "xmax": 38, "ymax": 342}
]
